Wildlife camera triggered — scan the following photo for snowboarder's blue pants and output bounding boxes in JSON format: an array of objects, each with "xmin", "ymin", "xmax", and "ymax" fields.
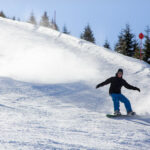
[{"xmin": 110, "ymin": 93, "xmax": 132, "ymax": 112}]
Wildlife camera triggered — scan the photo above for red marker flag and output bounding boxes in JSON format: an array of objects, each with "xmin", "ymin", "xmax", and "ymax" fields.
[
  {"xmin": 139, "ymin": 33, "xmax": 144, "ymax": 39},
  {"xmin": 139, "ymin": 33, "xmax": 144, "ymax": 60}
]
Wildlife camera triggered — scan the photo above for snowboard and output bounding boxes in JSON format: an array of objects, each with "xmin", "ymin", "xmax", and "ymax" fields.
[{"xmin": 106, "ymin": 114, "xmax": 136, "ymax": 118}]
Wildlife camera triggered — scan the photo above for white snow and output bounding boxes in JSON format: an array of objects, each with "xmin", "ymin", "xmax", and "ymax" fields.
[
  {"xmin": 0, "ymin": 17, "xmax": 150, "ymax": 150},
  {"xmin": 0, "ymin": 17, "xmax": 99, "ymax": 84}
]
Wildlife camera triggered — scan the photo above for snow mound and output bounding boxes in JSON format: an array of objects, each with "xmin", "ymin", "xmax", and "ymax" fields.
[{"xmin": 0, "ymin": 17, "xmax": 99, "ymax": 84}]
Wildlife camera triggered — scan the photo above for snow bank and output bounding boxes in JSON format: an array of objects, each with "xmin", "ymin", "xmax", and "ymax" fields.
[{"xmin": 0, "ymin": 17, "xmax": 99, "ymax": 83}]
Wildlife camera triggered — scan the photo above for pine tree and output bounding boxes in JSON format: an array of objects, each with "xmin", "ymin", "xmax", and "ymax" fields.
[
  {"xmin": 133, "ymin": 38, "xmax": 140, "ymax": 59},
  {"xmin": 143, "ymin": 26, "xmax": 150, "ymax": 63},
  {"xmin": 40, "ymin": 11, "xmax": 50, "ymax": 27},
  {"xmin": 12, "ymin": 16, "xmax": 16, "ymax": 20},
  {"xmin": 124, "ymin": 24, "xmax": 134, "ymax": 56},
  {"xmin": 51, "ymin": 19, "xmax": 59, "ymax": 31},
  {"xmin": 114, "ymin": 30, "xmax": 126, "ymax": 54},
  {"xmin": 28, "ymin": 12, "xmax": 37, "ymax": 25},
  {"xmin": 103, "ymin": 39, "xmax": 111, "ymax": 49},
  {"xmin": 62, "ymin": 25, "xmax": 70, "ymax": 34},
  {"xmin": 0, "ymin": 11, "xmax": 6, "ymax": 18},
  {"xmin": 80, "ymin": 24, "xmax": 95, "ymax": 43},
  {"xmin": 53, "ymin": 22, "xmax": 59, "ymax": 30},
  {"xmin": 115, "ymin": 24, "xmax": 135, "ymax": 56}
]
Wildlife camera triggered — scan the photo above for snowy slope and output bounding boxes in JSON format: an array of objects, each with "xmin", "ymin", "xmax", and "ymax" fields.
[{"xmin": 0, "ymin": 17, "xmax": 150, "ymax": 149}]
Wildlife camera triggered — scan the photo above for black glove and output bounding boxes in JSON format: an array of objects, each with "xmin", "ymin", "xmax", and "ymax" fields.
[
  {"xmin": 135, "ymin": 87, "xmax": 140, "ymax": 92},
  {"xmin": 96, "ymin": 84, "xmax": 100, "ymax": 89}
]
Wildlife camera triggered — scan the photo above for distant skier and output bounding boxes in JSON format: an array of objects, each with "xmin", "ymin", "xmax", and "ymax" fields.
[{"xmin": 96, "ymin": 69, "xmax": 140, "ymax": 116}]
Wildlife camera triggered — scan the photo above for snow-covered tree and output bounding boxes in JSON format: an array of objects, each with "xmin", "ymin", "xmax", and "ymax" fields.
[
  {"xmin": 28, "ymin": 12, "xmax": 37, "ymax": 25},
  {"xmin": 124, "ymin": 24, "xmax": 135, "ymax": 56},
  {"xmin": 114, "ymin": 30, "xmax": 126, "ymax": 54},
  {"xmin": 62, "ymin": 25, "xmax": 70, "ymax": 34},
  {"xmin": 40, "ymin": 11, "xmax": 50, "ymax": 27},
  {"xmin": 0, "ymin": 11, "xmax": 6, "ymax": 18},
  {"xmin": 51, "ymin": 18, "xmax": 59, "ymax": 31},
  {"xmin": 115, "ymin": 24, "xmax": 135, "ymax": 56},
  {"xmin": 133, "ymin": 38, "xmax": 140, "ymax": 59},
  {"xmin": 103, "ymin": 39, "xmax": 111, "ymax": 49},
  {"xmin": 12, "ymin": 16, "xmax": 16, "ymax": 20},
  {"xmin": 80, "ymin": 24, "xmax": 95, "ymax": 43},
  {"xmin": 144, "ymin": 26, "xmax": 150, "ymax": 63}
]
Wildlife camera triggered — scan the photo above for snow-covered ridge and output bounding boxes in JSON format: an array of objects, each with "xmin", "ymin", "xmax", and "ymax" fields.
[
  {"xmin": 0, "ymin": 17, "xmax": 99, "ymax": 84},
  {"xmin": 0, "ymin": 17, "xmax": 149, "ymax": 84}
]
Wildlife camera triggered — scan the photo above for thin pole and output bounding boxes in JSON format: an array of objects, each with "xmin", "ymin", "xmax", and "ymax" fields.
[{"xmin": 140, "ymin": 39, "xmax": 142, "ymax": 60}]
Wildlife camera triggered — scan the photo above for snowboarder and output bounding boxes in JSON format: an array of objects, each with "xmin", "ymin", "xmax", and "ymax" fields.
[{"xmin": 96, "ymin": 69, "xmax": 140, "ymax": 116}]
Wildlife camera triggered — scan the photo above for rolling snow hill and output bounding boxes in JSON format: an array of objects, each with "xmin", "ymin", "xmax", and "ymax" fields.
[{"xmin": 0, "ymin": 17, "xmax": 150, "ymax": 150}]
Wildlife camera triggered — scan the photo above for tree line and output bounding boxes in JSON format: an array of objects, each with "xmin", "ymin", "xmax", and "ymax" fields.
[
  {"xmin": 80, "ymin": 24, "xmax": 150, "ymax": 64},
  {"xmin": 0, "ymin": 10, "xmax": 150, "ymax": 64},
  {"xmin": 0, "ymin": 11, "xmax": 67, "ymax": 33},
  {"xmin": 114, "ymin": 24, "xmax": 150, "ymax": 64}
]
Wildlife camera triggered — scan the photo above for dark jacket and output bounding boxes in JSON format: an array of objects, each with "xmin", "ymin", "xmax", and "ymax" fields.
[{"xmin": 96, "ymin": 75, "xmax": 140, "ymax": 94}]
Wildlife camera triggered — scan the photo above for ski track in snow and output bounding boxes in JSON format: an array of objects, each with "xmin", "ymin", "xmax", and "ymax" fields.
[
  {"xmin": 0, "ymin": 18, "xmax": 150, "ymax": 149},
  {"xmin": 0, "ymin": 78, "xmax": 150, "ymax": 150}
]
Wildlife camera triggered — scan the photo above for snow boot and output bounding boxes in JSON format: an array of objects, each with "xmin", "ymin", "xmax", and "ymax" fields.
[
  {"xmin": 127, "ymin": 111, "xmax": 136, "ymax": 116},
  {"xmin": 114, "ymin": 110, "xmax": 121, "ymax": 116}
]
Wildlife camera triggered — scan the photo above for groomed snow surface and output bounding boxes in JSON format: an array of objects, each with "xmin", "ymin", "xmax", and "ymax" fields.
[{"xmin": 0, "ymin": 17, "xmax": 150, "ymax": 150}]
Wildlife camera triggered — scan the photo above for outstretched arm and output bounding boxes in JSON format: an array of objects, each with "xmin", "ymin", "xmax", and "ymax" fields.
[
  {"xmin": 123, "ymin": 80, "xmax": 140, "ymax": 92},
  {"xmin": 96, "ymin": 77, "xmax": 112, "ymax": 89}
]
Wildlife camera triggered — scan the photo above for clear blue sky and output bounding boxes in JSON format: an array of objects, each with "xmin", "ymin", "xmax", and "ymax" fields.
[{"xmin": 0, "ymin": 0, "xmax": 150, "ymax": 49}]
